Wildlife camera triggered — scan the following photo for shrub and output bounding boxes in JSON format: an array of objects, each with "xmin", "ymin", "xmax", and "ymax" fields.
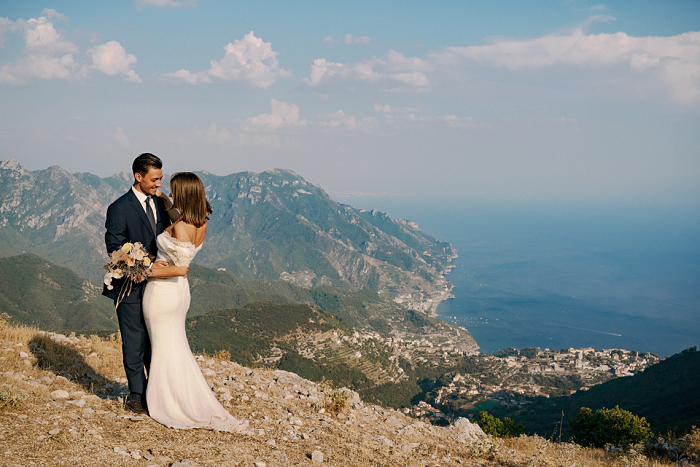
[
  {"xmin": 477, "ymin": 411, "xmax": 525, "ymax": 438},
  {"xmin": 568, "ymin": 406, "xmax": 651, "ymax": 449},
  {"xmin": 0, "ymin": 384, "xmax": 28, "ymax": 409}
]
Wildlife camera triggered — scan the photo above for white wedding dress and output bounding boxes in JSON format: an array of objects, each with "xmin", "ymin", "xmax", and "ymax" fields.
[{"xmin": 142, "ymin": 231, "xmax": 248, "ymax": 432}]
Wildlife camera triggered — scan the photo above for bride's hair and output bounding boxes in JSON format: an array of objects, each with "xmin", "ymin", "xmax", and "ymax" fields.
[{"xmin": 169, "ymin": 172, "xmax": 213, "ymax": 228}]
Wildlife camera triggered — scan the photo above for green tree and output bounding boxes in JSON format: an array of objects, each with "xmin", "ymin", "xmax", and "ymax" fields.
[
  {"xmin": 477, "ymin": 411, "xmax": 524, "ymax": 438},
  {"xmin": 568, "ymin": 406, "xmax": 651, "ymax": 449}
]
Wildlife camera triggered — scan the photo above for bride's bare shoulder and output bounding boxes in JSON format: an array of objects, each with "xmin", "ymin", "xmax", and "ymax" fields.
[{"xmin": 171, "ymin": 221, "xmax": 197, "ymax": 244}]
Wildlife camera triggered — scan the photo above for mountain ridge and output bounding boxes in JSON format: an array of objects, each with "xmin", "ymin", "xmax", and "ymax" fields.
[{"xmin": 0, "ymin": 158, "xmax": 455, "ymax": 314}]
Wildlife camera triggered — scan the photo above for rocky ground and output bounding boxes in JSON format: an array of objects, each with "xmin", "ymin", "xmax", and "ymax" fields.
[{"xmin": 0, "ymin": 323, "xmax": 685, "ymax": 466}]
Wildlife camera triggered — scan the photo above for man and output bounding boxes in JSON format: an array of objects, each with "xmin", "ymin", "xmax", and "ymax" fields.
[{"xmin": 103, "ymin": 153, "xmax": 172, "ymax": 414}]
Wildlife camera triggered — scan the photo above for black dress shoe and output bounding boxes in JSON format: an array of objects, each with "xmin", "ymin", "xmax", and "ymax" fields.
[{"xmin": 125, "ymin": 399, "xmax": 148, "ymax": 415}]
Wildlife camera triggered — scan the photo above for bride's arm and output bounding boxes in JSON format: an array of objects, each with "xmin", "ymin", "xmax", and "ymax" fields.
[
  {"xmin": 148, "ymin": 263, "xmax": 189, "ymax": 278},
  {"xmin": 155, "ymin": 188, "xmax": 181, "ymax": 223}
]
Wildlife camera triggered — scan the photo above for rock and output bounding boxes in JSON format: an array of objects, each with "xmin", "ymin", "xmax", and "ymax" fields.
[
  {"xmin": 311, "ymin": 450, "xmax": 324, "ymax": 463},
  {"xmin": 451, "ymin": 417, "xmax": 486, "ymax": 442},
  {"xmin": 19, "ymin": 352, "xmax": 29, "ymax": 358},
  {"xmin": 337, "ymin": 387, "xmax": 361, "ymax": 405},
  {"xmin": 48, "ymin": 429, "xmax": 61, "ymax": 435},
  {"xmin": 50, "ymin": 390, "xmax": 70, "ymax": 400},
  {"xmin": 253, "ymin": 462, "xmax": 266, "ymax": 467},
  {"xmin": 384, "ymin": 416, "xmax": 403, "ymax": 429},
  {"xmin": 66, "ymin": 399, "xmax": 86, "ymax": 407},
  {"xmin": 376, "ymin": 436, "xmax": 393, "ymax": 447}
]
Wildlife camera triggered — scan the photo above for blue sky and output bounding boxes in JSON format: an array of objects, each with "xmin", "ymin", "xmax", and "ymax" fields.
[{"xmin": 1, "ymin": 0, "xmax": 699, "ymax": 203}]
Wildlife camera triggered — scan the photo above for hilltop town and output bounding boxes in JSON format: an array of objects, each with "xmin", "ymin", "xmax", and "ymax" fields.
[{"xmin": 403, "ymin": 346, "xmax": 661, "ymax": 422}]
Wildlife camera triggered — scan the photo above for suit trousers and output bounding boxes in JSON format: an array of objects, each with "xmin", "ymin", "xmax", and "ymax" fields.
[{"xmin": 116, "ymin": 297, "xmax": 152, "ymax": 399}]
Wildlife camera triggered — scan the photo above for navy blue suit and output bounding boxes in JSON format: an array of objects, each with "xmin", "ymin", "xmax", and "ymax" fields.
[{"xmin": 103, "ymin": 189, "xmax": 171, "ymax": 400}]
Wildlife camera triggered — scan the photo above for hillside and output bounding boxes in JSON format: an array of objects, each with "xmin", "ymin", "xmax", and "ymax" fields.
[
  {"xmin": 0, "ymin": 159, "xmax": 456, "ymax": 314},
  {"xmin": 0, "ymin": 254, "xmax": 478, "ymax": 355},
  {"xmin": 0, "ymin": 253, "xmax": 116, "ymax": 331},
  {"xmin": 0, "ymin": 253, "xmax": 478, "ymax": 408},
  {"xmin": 186, "ymin": 264, "xmax": 477, "ymax": 352},
  {"xmin": 4, "ymin": 319, "xmax": 694, "ymax": 466},
  {"xmin": 487, "ymin": 347, "xmax": 700, "ymax": 437}
]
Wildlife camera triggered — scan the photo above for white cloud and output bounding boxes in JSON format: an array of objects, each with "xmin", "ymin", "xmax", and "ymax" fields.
[
  {"xmin": 135, "ymin": 0, "xmax": 200, "ymax": 8},
  {"xmin": 1, "ymin": 53, "xmax": 76, "ymax": 84},
  {"xmin": 164, "ymin": 31, "xmax": 291, "ymax": 88},
  {"xmin": 0, "ymin": 12, "xmax": 141, "ymax": 85},
  {"xmin": 113, "ymin": 127, "xmax": 130, "ymax": 147},
  {"xmin": 247, "ymin": 99, "xmax": 307, "ymax": 129},
  {"xmin": 431, "ymin": 29, "xmax": 700, "ymax": 105},
  {"xmin": 0, "ymin": 17, "xmax": 12, "ymax": 47},
  {"xmin": 40, "ymin": 8, "xmax": 67, "ymax": 22},
  {"xmin": 23, "ymin": 15, "xmax": 78, "ymax": 55},
  {"xmin": 85, "ymin": 41, "xmax": 141, "ymax": 83},
  {"xmin": 303, "ymin": 50, "xmax": 430, "ymax": 92},
  {"xmin": 315, "ymin": 110, "xmax": 379, "ymax": 131},
  {"xmin": 322, "ymin": 34, "xmax": 371, "ymax": 45},
  {"xmin": 374, "ymin": 103, "xmax": 394, "ymax": 113}
]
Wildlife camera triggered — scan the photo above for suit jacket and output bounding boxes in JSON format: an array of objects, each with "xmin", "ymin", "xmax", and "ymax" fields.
[{"xmin": 103, "ymin": 189, "xmax": 172, "ymax": 303}]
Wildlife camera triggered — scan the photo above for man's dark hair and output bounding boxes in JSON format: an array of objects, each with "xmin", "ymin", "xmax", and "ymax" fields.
[{"xmin": 132, "ymin": 153, "xmax": 162, "ymax": 176}]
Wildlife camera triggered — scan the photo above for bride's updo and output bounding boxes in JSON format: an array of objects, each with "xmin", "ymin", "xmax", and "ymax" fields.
[{"xmin": 169, "ymin": 172, "xmax": 213, "ymax": 228}]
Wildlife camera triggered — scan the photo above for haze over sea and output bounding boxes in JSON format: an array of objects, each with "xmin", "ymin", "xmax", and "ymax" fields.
[{"xmin": 336, "ymin": 197, "xmax": 700, "ymax": 357}]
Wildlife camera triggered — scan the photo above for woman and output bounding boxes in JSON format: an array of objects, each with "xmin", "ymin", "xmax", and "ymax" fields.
[{"xmin": 143, "ymin": 172, "xmax": 248, "ymax": 433}]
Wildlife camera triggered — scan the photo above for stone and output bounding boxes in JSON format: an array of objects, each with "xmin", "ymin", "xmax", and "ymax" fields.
[
  {"xmin": 19, "ymin": 352, "xmax": 29, "ymax": 358},
  {"xmin": 66, "ymin": 398, "xmax": 86, "ymax": 407},
  {"xmin": 50, "ymin": 390, "xmax": 70, "ymax": 400},
  {"xmin": 376, "ymin": 436, "xmax": 393, "ymax": 447},
  {"xmin": 253, "ymin": 462, "xmax": 266, "ymax": 467},
  {"xmin": 451, "ymin": 417, "xmax": 486, "ymax": 442},
  {"xmin": 384, "ymin": 416, "xmax": 404, "ymax": 428},
  {"xmin": 311, "ymin": 450, "xmax": 324, "ymax": 463},
  {"xmin": 48, "ymin": 429, "xmax": 61, "ymax": 435}
]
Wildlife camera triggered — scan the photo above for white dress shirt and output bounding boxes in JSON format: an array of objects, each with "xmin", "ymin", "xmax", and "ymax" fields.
[{"xmin": 131, "ymin": 186, "xmax": 158, "ymax": 222}]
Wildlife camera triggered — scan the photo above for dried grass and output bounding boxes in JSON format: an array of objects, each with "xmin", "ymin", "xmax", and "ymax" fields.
[{"xmin": 0, "ymin": 321, "xmax": 687, "ymax": 466}]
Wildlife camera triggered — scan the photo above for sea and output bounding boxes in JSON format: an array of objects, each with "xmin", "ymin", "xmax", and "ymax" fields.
[{"xmin": 334, "ymin": 196, "xmax": 700, "ymax": 357}]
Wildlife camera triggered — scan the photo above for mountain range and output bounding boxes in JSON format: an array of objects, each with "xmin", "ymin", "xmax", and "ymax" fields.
[{"xmin": 0, "ymin": 158, "xmax": 455, "ymax": 314}]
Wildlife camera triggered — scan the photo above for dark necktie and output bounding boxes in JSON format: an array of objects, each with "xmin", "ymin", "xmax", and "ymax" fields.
[{"xmin": 145, "ymin": 196, "xmax": 157, "ymax": 234}]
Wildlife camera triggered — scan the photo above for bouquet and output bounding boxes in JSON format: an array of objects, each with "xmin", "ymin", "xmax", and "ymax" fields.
[{"xmin": 103, "ymin": 242, "xmax": 153, "ymax": 309}]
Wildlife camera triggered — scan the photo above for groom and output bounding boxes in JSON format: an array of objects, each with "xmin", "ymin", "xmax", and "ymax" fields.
[{"xmin": 103, "ymin": 153, "xmax": 172, "ymax": 414}]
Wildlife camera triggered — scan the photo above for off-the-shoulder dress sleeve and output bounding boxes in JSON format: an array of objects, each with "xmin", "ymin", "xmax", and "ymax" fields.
[{"xmin": 161, "ymin": 231, "xmax": 196, "ymax": 267}]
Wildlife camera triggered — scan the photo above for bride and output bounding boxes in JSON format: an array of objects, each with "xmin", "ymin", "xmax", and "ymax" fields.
[{"xmin": 143, "ymin": 172, "xmax": 248, "ymax": 433}]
